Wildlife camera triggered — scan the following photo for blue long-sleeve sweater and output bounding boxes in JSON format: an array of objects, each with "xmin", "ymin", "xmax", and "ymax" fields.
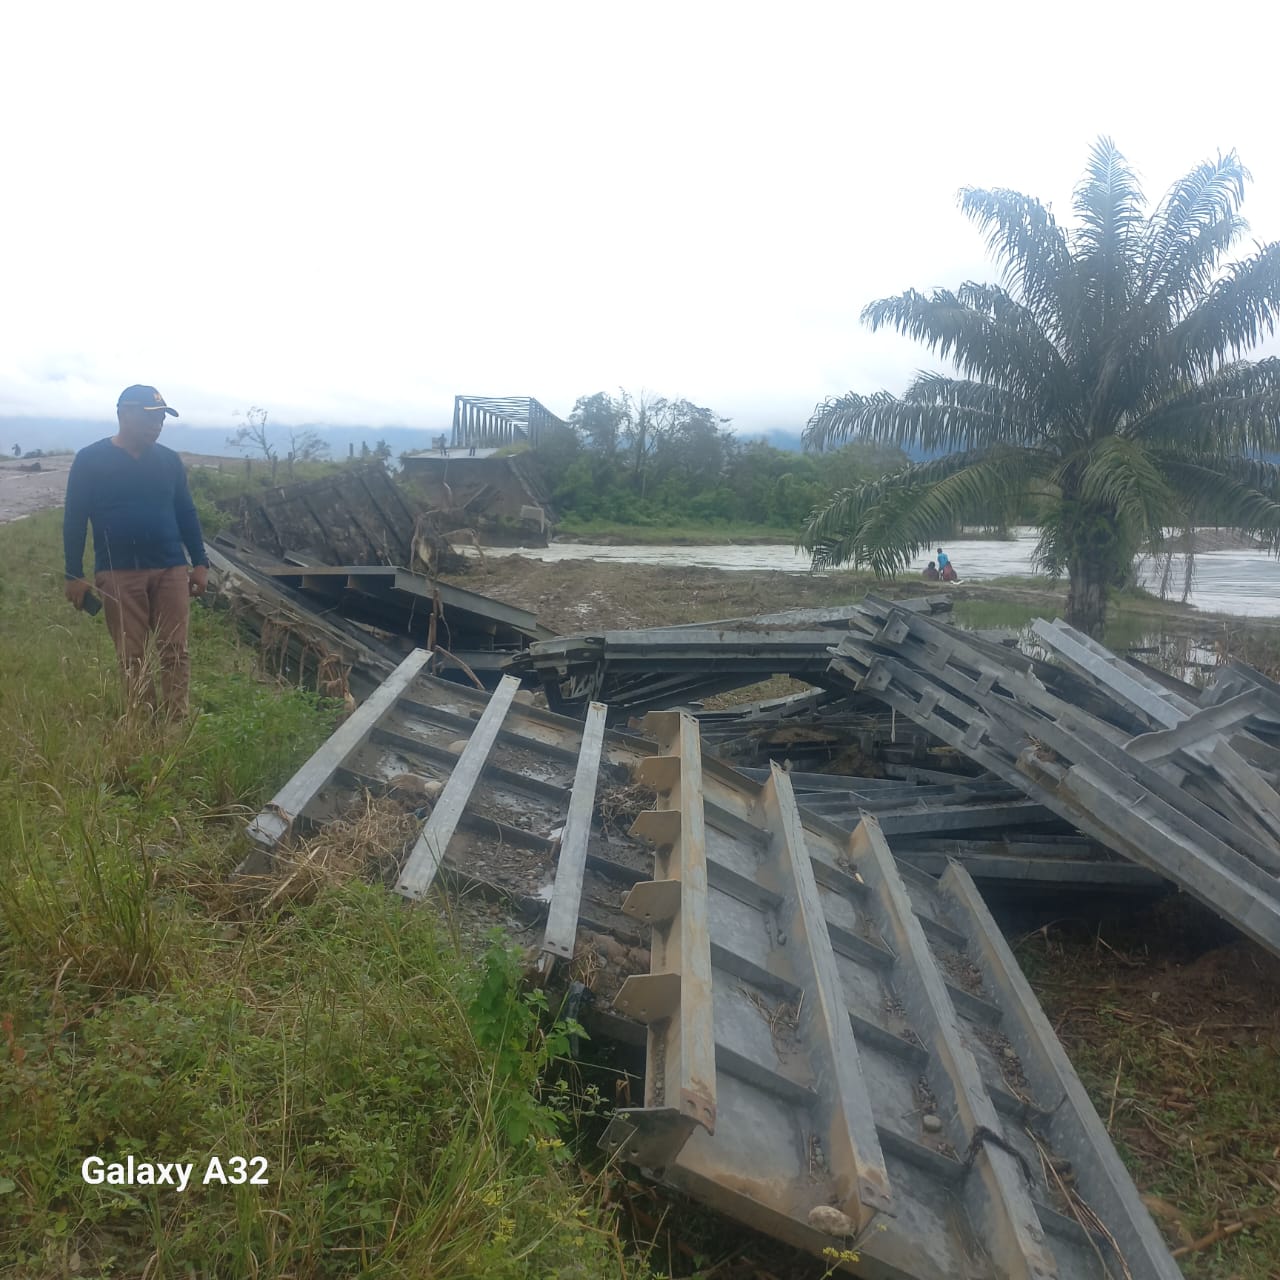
[{"xmin": 63, "ymin": 439, "xmax": 209, "ymax": 579}]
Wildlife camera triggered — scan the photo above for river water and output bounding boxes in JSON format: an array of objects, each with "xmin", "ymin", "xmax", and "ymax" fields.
[{"xmin": 479, "ymin": 529, "xmax": 1280, "ymax": 619}]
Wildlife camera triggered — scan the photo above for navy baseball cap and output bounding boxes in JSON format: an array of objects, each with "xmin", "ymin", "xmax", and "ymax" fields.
[{"xmin": 117, "ymin": 385, "xmax": 179, "ymax": 417}]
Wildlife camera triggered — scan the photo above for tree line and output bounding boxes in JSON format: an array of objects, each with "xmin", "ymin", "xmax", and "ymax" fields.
[{"xmin": 527, "ymin": 390, "xmax": 908, "ymax": 530}]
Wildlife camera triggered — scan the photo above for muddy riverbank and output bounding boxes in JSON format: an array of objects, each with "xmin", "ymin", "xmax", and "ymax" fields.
[
  {"xmin": 465, "ymin": 533, "xmax": 1280, "ymax": 618},
  {"xmin": 442, "ymin": 551, "xmax": 1261, "ymax": 640}
]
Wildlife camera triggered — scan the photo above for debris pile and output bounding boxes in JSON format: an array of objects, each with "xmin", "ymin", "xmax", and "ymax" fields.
[
  {"xmin": 209, "ymin": 536, "xmax": 553, "ymax": 696},
  {"xmin": 219, "ymin": 466, "xmax": 421, "ymax": 566},
  {"xmin": 825, "ymin": 604, "xmax": 1280, "ymax": 957},
  {"xmin": 239, "ymin": 595, "xmax": 1280, "ymax": 1276},
  {"xmin": 511, "ymin": 600, "xmax": 926, "ymax": 718}
]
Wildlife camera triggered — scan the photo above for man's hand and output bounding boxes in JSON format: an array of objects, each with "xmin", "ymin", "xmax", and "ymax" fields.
[
  {"xmin": 188, "ymin": 565, "xmax": 209, "ymax": 598},
  {"xmin": 64, "ymin": 577, "xmax": 92, "ymax": 609}
]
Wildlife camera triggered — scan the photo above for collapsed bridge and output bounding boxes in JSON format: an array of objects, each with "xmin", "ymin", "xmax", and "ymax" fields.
[{"xmin": 222, "ymin": 580, "xmax": 1280, "ymax": 1277}]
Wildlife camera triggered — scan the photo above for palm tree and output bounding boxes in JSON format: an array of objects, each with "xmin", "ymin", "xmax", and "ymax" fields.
[{"xmin": 800, "ymin": 138, "xmax": 1280, "ymax": 635}]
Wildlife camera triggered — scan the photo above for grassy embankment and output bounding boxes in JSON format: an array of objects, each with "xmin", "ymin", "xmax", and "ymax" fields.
[
  {"xmin": 0, "ymin": 510, "xmax": 646, "ymax": 1280},
  {"xmin": 1016, "ymin": 913, "xmax": 1280, "ymax": 1278}
]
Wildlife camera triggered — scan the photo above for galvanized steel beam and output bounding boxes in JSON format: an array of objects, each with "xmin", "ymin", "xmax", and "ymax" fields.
[
  {"xmin": 607, "ymin": 710, "xmax": 717, "ymax": 1163},
  {"xmin": 827, "ymin": 617, "xmax": 1280, "ymax": 957},
  {"xmin": 395, "ymin": 675, "xmax": 521, "ymax": 900},
  {"xmin": 244, "ymin": 648, "xmax": 432, "ymax": 855},
  {"xmin": 939, "ymin": 862, "xmax": 1183, "ymax": 1280},
  {"xmin": 849, "ymin": 817, "xmax": 1059, "ymax": 1280},
  {"xmin": 757, "ymin": 766, "xmax": 894, "ymax": 1226},
  {"xmin": 540, "ymin": 702, "xmax": 608, "ymax": 965}
]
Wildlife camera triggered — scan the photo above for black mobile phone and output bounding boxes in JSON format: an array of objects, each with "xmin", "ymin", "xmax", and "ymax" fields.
[{"xmin": 82, "ymin": 591, "xmax": 102, "ymax": 616}]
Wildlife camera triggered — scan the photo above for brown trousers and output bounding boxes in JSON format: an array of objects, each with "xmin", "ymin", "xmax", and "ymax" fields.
[{"xmin": 95, "ymin": 566, "xmax": 192, "ymax": 716}]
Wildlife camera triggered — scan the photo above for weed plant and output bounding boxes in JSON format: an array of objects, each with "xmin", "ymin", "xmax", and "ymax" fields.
[
  {"xmin": 0, "ymin": 511, "xmax": 643, "ymax": 1279},
  {"xmin": 1016, "ymin": 911, "xmax": 1280, "ymax": 1279}
]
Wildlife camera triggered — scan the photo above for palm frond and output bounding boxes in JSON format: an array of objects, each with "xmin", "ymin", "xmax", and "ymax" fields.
[
  {"xmin": 1158, "ymin": 455, "xmax": 1280, "ymax": 548},
  {"xmin": 1139, "ymin": 152, "xmax": 1250, "ymax": 307},
  {"xmin": 1068, "ymin": 138, "xmax": 1145, "ymax": 364},
  {"xmin": 1072, "ymin": 435, "xmax": 1172, "ymax": 541},
  {"xmin": 799, "ymin": 448, "xmax": 1046, "ymax": 575},
  {"xmin": 1031, "ymin": 497, "xmax": 1144, "ymax": 580},
  {"xmin": 1150, "ymin": 215, "xmax": 1250, "ymax": 323},
  {"xmin": 957, "ymin": 187, "xmax": 1073, "ymax": 327},
  {"xmin": 1088, "ymin": 221, "xmax": 1270, "ymax": 429},
  {"xmin": 1096, "ymin": 216, "xmax": 1252, "ymax": 426},
  {"xmin": 802, "ymin": 391, "xmax": 892, "ymax": 453},
  {"xmin": 1032, "ymin": 507, "xmax": 1072, "ymax": 578},
  {"xmin": 1165, "ymin": 241, "xmax": 1280, "ymax": 377},
  {"xmin": 801, "ymin": 487, "xmax": 874, "ymax": 571},
  {"xmin": 802, "ymin": 377, "xmax": 1042, "ymax": 454},
  {"xmin": 1130, "ymin": 357, "xmax": 1280, "ymax": 452},
  {"xmin": 1072, "ymin": 136, "xmax": 1146, "ymax": 266},
  {"xmin": 859, "ymin": 285, "xmax": 1076, "ymax": 416}
]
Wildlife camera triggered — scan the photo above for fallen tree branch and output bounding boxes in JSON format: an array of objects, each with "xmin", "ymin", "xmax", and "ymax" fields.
[
  {"xmin": 1170, "ymin": 1219, "xmax": 1247, "ymax": 1258},
  {"xmin": 432, "ymin": 644, "xmax": 485, "ymax": 690}
]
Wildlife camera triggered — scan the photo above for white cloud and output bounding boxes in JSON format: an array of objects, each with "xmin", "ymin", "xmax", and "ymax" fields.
[{"xmin": 2, "ymin": 0, "xmax": 1277, "ymax": 433}]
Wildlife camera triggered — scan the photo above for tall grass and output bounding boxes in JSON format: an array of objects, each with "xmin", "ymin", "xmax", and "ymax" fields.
[{"xmin": 0, "ymin": 511, "xmax": 643, "ymax": 1279}]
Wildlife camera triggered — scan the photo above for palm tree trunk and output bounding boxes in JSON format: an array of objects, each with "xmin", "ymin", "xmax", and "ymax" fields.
[{"xmin": 1066, "ymin": 556, "xmax": 1109, "ymax": 637}]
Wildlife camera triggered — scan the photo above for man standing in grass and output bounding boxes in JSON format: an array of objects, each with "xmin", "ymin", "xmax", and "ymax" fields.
[{"xmin": 62, "ymin": 385, "xmax": 209, "ymax": 716}]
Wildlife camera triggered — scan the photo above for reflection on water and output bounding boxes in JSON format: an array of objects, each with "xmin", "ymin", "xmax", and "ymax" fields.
[
  {"xmin": 993, "ymin": 621, "xmax": 1219, "ymax": 687},
  {"xmin": 480, "ymin": 529, "xmax": 1280, "ymax": 618}
]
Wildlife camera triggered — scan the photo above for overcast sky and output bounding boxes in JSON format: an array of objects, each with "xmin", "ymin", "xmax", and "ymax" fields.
[{"xmin": 2, "ymin": 0, "xmax": 1277, "ymax": 436}]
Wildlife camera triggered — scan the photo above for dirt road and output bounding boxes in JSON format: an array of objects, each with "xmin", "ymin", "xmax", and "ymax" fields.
[
  {"xmin": 0, "ymin": 456, "xmax": 73, "ymax": 523},
  {"xmin": 0, "ymin": 451, "xmax": 241, "ymax": 525}
]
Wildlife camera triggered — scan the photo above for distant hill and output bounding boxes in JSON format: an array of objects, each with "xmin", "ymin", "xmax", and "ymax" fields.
[
  {"xmin": 0, "ymin": 419, "xmax": 439, "ymax": 460},
  {"xmin": 733, "ymin": 427, "xmax": 943, "ymax": 463},
  {"xmin": 750, "ymin": 428, "xmax": 806, "ymax": 452}
]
